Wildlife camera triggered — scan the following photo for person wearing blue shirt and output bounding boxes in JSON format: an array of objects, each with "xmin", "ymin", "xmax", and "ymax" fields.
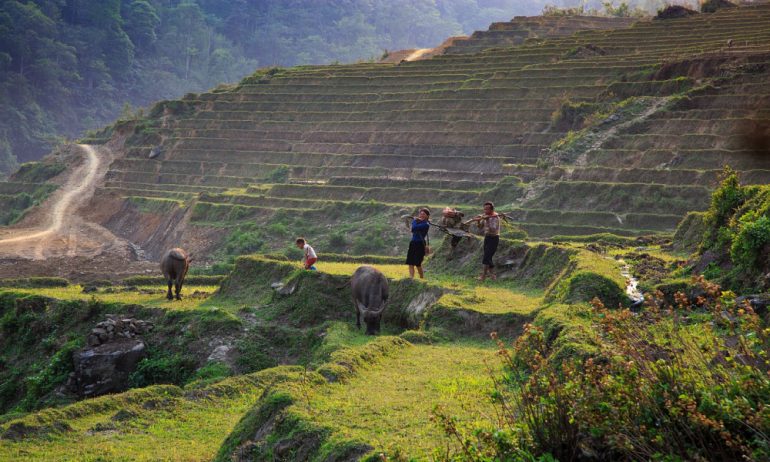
[{"xmin": 405, "ymin": 208, "xmax": 430, "ymax": 279}]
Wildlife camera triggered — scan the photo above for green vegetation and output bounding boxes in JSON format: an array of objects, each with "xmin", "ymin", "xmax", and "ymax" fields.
[
  {"xmin": 0, "ymin": 160, "xmax": 64, "ymax": 224},
  {"xmin": 697, "ymin": 169, "xmax": 770, "ymax": 291},
  {"xmin": 438, "ymin": 278, "xmax": 770, "ymax": 461}
]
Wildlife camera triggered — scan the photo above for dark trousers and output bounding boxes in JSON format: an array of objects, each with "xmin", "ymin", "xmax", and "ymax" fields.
[{"xmin": 482, "ymin": 235, "xmax": 499, "ymax": 267}]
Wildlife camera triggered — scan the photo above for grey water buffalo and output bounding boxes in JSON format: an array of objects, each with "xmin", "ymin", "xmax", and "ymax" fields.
[
  {"xmin": 160, "ymin": 248, "xmax": 191, "ymax": 300},
  {"xmin": 351, "ymin": 265, "xmax": 389, "ymax": 335}
]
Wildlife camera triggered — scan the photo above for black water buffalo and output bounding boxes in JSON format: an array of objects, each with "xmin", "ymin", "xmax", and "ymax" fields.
[
  {"xmin": 160, "ymin": 248, "xmax": 191, "ymax": 300},
  {"xmin": 351, "ymin": 265, "xmax": 389, "ymax": 335}
]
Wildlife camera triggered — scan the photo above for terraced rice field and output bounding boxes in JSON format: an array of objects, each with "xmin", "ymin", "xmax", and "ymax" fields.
[{"xmin": 71, "ymin": 3, "xmax": 770, "ymax": 249}]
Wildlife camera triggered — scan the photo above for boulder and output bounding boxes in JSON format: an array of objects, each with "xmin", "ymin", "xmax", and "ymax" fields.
[{"xmin": 72, "ymin": 339, "xmax": 146, "ymax": 398}]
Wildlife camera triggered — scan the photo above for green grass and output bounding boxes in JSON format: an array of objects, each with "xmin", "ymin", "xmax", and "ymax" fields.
[
  {"xmin": 0, "ymin": 285, "xmax": 227, "ymax": 311},
  {"xmin": 299, "ymin": 341, "xmax": 499, "ymax": 459},
  {"xmin": 438, "ymin": 284, "xmax": 543, "ymax": 315},
  {"xmin": 311, "ymin": 261, "xmax": 408, "ymax": 279},
  {"xmin": 0, "ymin": 370, "xmax": 296, "ymax": 462}
]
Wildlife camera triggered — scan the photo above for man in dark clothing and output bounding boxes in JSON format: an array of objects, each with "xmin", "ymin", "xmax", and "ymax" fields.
[
  {"xmin": 470, "ymin": 201, "xmax": 500, "ymax": 281},
  {"xmin": 405, "ymin": 208, "xmax": 430, "ymax": 279}
]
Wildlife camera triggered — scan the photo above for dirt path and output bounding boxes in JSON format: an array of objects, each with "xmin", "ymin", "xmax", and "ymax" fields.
[
  {"xmin": 404, "ymin": 48, "xmax": 432, "ymax": 61},
  {"xmin": 0, "ymin": 144, "xmax": 157, "ymax": 280},
  {"xmin": 0, "ymin": 144, "xmax": 99, "ymax": 254}
]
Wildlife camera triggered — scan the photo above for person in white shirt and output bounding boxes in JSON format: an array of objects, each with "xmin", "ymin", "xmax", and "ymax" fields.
[{"xmin": 295, "ymin": 237, "xmax": 317, "ymax": 270}]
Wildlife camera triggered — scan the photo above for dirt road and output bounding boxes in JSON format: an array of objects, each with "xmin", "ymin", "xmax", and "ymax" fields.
[{"xmin": 0, "ymin": 144, "xmax": 157, "ymax": 280}]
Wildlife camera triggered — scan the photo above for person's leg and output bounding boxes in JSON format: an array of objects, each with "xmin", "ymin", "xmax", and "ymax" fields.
[
  {"xmin": 408, "ymin": 265, "xmax": 415, "ymax": 278},
  {"xmin": 487, "ymin": 236, "xmax": 499, "ymax": 280},
  {"xmin": 417, "ymin": 265, "xmax": 424, "ymax": 279}
]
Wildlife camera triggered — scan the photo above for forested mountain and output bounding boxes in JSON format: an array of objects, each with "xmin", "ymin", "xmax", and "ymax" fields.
[{"xmin": 0, "ymin": 0, "xmax": 673, "ymax": 171}]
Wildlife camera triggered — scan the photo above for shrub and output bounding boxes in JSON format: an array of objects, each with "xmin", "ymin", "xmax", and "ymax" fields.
[
  {"xmin": 328, "ymin": 232, "xmax": 349, "ymax": 252},
  {"xmin": 697, "ymin": 170, "xmax": 770, "ymax": 290},
  {"xmin": 20, "ymin": 339, "xmax": 82, "ymax": 410},
  {"xmin": 730, "ymin": 212, "xmax": 770, "ymax": 277},
  {"xmin": 189, "ymin": 361, "xmax": 232, "ymax": 384},
  {"xmin": 435, "ymin": 277, "xmax": 770, "ymax": 461},
  {"xmin": 223, "ymin": 225, "xmax": 265, "ymax": 256},
  {"xmin": 701, "ymin": 168, "xmax": 744, "ymax": 252},
  {"xmin": 551, "ymin": 100, "xmax": 600, "ymax": 131},
  {"xmin": 266, "ymin": 166, "xmax": 290, "ymax": 183},
  {"xmin": 655, "ymin": 5, "xmax": 698, "ymax": 19},
  {"xmin": 129, "ymin": 350, "xmax": 197, "ymax": 387},
  {"xmin": 701, "ymin": 0, "xmax": 736, "ymax": 13},
  {"xmin": 11, "ymin": 161, "xmax": 66, "ymax": 183},
  {"xmin": 542, "ymin": 4, "xmax": 586, "ymax": 16}
]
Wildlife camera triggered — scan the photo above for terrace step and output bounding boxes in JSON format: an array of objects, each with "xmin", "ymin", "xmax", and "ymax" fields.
[
  {"xmin": 165, "ymin": 131, "xmax": 562, "ymax": 146},
  {"xmin": 505, "ymin": 165, "xmax": 770, "ymax": 187},
  {"xmin": 109, "ymin": 158, "xmax": 506, "ymax": 183},
  {"xmin": 524, "ymin": 180, "xmax": 712, "ymax": 215},
  {"xmin": 176, "ymin": 108, "xmax": 557, "ymax": 124},
  {"xmin": 584, "ymin": 149, "xmax": 770, "ymax": 170},
  {"xmin": 601, "ymin": 133, "xmax": 766, "ymax": 150},
  {"xmin": 161, "ymin": 142, "xmax": 545, "ymax": 159},
  {"xmin": 170, "ymin": 120, "xmax": 554, "ymax": 133},
  {"xmin": 325, "ymin": 176, "xmax": 497, "ymax": 190},
  {"xmin": 193, "ymin": 194, "xmax": 677, "ymax": 234},
  {"xmin": 102, "ymin": 181, "xmax": 225, "ymax": 194},
  {"xmin": 105, "ymin": 170, "xmax": 253, "ymax": 188},
  {"xmin": 261, "ymin": 184, "xmax": 489, "ymax": 204}
]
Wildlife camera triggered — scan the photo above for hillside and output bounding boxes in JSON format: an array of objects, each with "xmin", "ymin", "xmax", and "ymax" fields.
[
  {"xmin": 1, "ymin": 0, "xmax": 546, "ymax": 172},
  {"xmin": 43, "ymin": 3, "xmax": 767, "ymax": 264},
  {"xmin": 1, "ymin": 5, "xmax": 770, "ymax": 461}
]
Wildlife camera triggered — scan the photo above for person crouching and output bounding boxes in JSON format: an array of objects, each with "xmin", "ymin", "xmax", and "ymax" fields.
[{"xmin": 296, "ymin": 237, "xmax": 317, "ymax": 270}]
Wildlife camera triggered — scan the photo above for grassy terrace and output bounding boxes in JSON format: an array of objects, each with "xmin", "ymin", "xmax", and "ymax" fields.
[
  {"xmin": 295, "ymin": 341, "xmax": 499, "ymax": 458},
  {"xmin": 0, "ymin": 378, "xmax": 271, "ymax": 462},
  {"xmin": 2, "ymin": 285, "xmax": 223, "ymax": 311},
  {"xmin": 0, "ymin": 239, "xmax": 645, "ymax": 461}
]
